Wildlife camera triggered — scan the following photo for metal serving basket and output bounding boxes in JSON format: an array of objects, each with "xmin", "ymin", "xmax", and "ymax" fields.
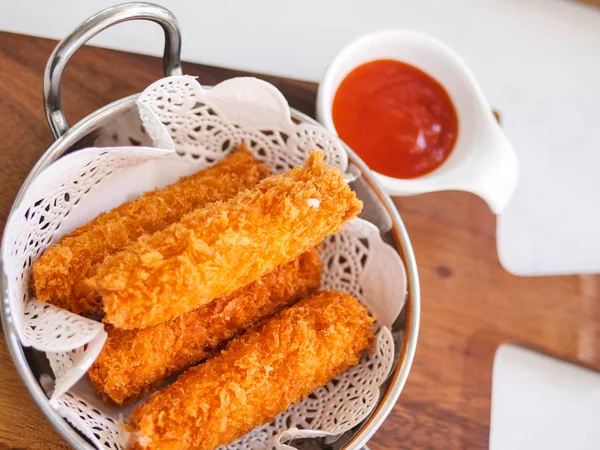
[{"xmin": 0, "ymin": 3, "xmax": 420, "ymax": 449}]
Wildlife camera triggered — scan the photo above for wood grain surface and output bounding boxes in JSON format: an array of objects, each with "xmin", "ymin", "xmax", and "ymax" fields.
[
  {"xmin": 575, "ymin": 0, "xmax": 600, "ymax": 9},
  {"xmin": 1, "ymin": 31, "xmax": 599, "ymax": 450}
]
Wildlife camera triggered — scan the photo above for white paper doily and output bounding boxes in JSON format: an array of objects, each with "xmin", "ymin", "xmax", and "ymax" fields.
[
  {"xmin": 2, "ymin": 76, "xmax": 407, "ymax": 450},
  {"xmin": 2, "ymin": 145, "xmax": 174, "ymax": 352},
  {"xmin": 47, "ymin": 330, "xmax": 108, "ymax": 400},
  {"xmin": 137, "ymin": 76, "xmax": 348, "ymax": 175},
  {"xmin": 50, "ymin": 385, "xmax": 128, "ymax": 450}
]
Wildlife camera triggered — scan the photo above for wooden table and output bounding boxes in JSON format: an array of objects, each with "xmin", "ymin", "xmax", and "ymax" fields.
[{"xmin": 1, "ymin": 31, "xmax": 599, "ymax": 450}]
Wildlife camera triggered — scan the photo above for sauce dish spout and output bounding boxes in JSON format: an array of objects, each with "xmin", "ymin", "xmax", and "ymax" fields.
[{"xmin": 454, "ymin": 121, "xmax": 520, "ymax": 214}]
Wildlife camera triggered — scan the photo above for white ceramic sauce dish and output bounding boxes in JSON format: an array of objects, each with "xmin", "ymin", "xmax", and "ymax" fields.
[{"xmin": 316, "ymin": 29, "xmax": 519, "ymax": 214}]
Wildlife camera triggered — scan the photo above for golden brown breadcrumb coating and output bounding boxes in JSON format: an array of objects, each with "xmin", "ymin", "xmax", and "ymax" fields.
[
  {"xmin": 87, "ymin": 249, "xmax": 322, "ymax": 406},
  {"xmin": 31, "ymin": 146, "xmax": 268, "ymax": 314},
  {"xmin": 90, "ymin": 151, "xmax": 362, "ymax": 329},
  {"xmin": 127, "ymin": 290, "xmax": 374, "ymax": 450}
]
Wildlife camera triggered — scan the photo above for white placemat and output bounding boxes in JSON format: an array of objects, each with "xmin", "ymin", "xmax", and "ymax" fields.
[
  {"xmin": 491, "ymin": 344, "xmax": 600, "ymax": 450},
  {"xmin": 495, "ymin": 2, "xmax": 600, "ymax": 276}
]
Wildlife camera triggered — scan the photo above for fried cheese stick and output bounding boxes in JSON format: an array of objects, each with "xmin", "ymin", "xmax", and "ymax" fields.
[
  {"xmin": 89, "ymin": 151, "xmax": 362, "ymax": 329},
  {"xmin": 32, "ymin": 146, "xmax": 269, "ymax": 314},
  {"xmin": 88, "ymin": 249, "xmax": 322, "ymax": 406},
  {"xmin": 128, "ymin": 290, "xmax": 374, "ymax": 450}
]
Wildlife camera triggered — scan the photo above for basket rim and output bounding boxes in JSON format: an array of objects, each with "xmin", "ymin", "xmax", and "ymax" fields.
[{"xmin": 0, "ymin": 94, "xmax": 420, "ymax": 450}]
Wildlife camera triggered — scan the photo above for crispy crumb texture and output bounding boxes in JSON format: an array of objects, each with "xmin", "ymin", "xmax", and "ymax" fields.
[
  {"xmin": 88, "ymin": 249, "xmax": 321, "ymax": 406},
  {"xmin": 31, "ymin": 146, "xmax": 268, "ymax": 314},
  {"xmin": 128, "ymin": 290, "xmax": 375, "ymax": 450},
  {"xmin": 91, "ymin": 151, "xmax": 362, "ymax": 329}
]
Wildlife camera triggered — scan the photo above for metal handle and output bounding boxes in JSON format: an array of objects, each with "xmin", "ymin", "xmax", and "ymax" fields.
[{"xmin": 43, "ymin": 2, "xmax": 183, "ymax": 139}]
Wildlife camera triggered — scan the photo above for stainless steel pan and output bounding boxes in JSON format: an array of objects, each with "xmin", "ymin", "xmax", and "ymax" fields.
[{"xmin": 1, "ymin": 3, "xmax": 420, "ymax": 449}]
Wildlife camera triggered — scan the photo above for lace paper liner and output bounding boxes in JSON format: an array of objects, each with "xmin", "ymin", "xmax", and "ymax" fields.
[
  {"xmin": 2, "ymin": 145, "xmax": 174, "ymax": 352},
  {"xmin": 137, "ymin": 76, "xmax": 348, "ymax": 176},
  {"xmin": 2, "ymin": 76, "xmax": 408, "ymax": 450}
]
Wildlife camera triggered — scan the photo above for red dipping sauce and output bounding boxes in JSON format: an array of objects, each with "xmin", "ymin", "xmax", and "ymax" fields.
[{"xmin": 332, "ymin": 59, "xmax": 458, "ymax": 179}]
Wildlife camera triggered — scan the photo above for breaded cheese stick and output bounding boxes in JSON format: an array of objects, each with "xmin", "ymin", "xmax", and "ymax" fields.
[
  {"xmin": 88, "ymin": 249, "xmax": 322, "ymax": 406},
  {"xmin": 32, "ymin": 146, "xmax": 269, "ymax": 314},
  {"xmin": 128, "ymin": 290, "xmax": 374, "ymax": 450},
  {"xmin": 89, "ymin": 151, "xmax": 362, "ymax": 329}
]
